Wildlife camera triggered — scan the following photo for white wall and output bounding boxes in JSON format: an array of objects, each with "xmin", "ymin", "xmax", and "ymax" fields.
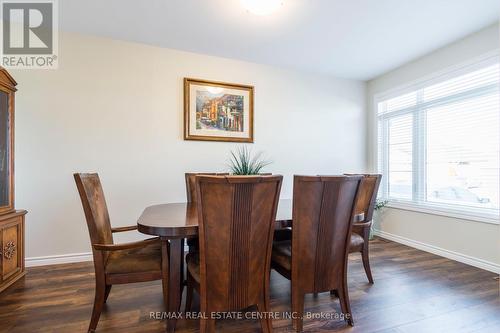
[
  {"xmin": 12, "ymin": 32, "xmax": 367, "ymax": 261},
  {"xmin": 367, "ymin": 23, "xmax": 500, "ymax": 272}
]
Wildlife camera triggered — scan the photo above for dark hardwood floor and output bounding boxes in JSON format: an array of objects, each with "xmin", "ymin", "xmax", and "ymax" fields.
[{"xmin": 0, "ymin": 238, "xmax": 498, "ymax": 333}]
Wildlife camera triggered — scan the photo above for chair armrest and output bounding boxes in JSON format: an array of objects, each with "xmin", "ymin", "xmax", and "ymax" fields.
[
  {"xmin": 353, "ymin": 221, "xmax": 372, "ymax": 228},
  {"xmin": 352, "ymin": 221, "xmax": 372, "ymax": 237},
  {"xmin": 111, "ymin": 225, "xmax": 138, "ymax": 233},
  {"xmin": 93, "ymin": 237, "xmax": 159, "ymax": 251}
]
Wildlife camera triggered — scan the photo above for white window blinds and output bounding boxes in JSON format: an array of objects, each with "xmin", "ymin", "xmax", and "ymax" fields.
[{"xmin": 377, "ymin": 58, "xmax": 500, "ymax": 221}]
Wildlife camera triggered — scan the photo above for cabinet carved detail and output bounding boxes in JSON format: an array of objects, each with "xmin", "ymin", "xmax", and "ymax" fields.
[{"xmin": 3, "ymin": 240, "xmax": 16, "ymax": 259}]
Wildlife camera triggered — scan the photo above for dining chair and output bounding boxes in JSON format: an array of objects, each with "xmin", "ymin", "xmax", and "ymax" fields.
[
  {"xmin": 185, "ymin": 175, "xmax": 283, "ymax": 333},
  {"xmin": 185, "ymin": 172, "xmax": 229, "ymax": 253},
  {"xmin": 345, "ymin": 174, "xmax": 382, "ymax": 284},
  {"xmin": 74, "ymin": 173, "xmax": 163, "ymax": 333},
  {"xmin": 271, "ymin": 175, "xmax": 362, "ymax": 331}
]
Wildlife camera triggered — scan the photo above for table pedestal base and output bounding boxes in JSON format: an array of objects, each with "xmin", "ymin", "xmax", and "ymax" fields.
[{"xmin": 161, "ymin": 237, "xmax": 185, "ymax": 332}]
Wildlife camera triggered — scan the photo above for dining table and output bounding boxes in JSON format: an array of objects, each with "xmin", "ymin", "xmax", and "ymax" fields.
[{"xmin": 136, "ymin": 198, "xmax": 364, "ymax": 332}]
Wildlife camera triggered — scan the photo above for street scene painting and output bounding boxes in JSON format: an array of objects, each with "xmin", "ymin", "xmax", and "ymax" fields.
[
  {"xmin": 196, "ymin": 92, "xmax": 244, "ymax": 132},
  {"xmin": 184, "ymin": 78, "xmax": 254, "ymax": 142}
]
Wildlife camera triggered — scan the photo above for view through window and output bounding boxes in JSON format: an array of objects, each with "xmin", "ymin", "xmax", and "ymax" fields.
[{"xmin": 377, "ymin": 59, "xmax": 500, "ymax": 220}]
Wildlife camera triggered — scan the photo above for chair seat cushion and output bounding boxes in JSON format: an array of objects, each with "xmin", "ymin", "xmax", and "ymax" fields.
[
  {"xmin": 272, "ymin": 234, "xmax": 365, "ymax": 269},
  {"xmin": 271, "ymin": 240, "xmax": 292, "ymax": 271},
  {"xmin": 106, "ymin": 242, "xmax": 162, "ymax": 274},
  {"xmin": 273, "ymin": 228, "xmax": 292, "ymax": 242},
  {"xmin": 186, "ymin": 252, "xmax": 200, "ymax": 283},
  {"xmin": 349, "ymin": 233, "xmax": 365, "ymax": 252},
  {"xmin": 187, "ymin": 237, "xmax": 199, "ymax": 249}
]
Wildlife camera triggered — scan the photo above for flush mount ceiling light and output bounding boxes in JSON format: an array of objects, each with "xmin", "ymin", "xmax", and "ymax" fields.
[
  {"xmin": 206, "ymin": 86, "xmax": 224, "ymax": 95},
  {"xmin": 241, "ymin": 0, "xmax": 283, "ymax": 16}
]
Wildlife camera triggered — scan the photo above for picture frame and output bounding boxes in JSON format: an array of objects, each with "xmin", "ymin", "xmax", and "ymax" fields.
[{"xmin": 184, "ymin": 78, "xmax": 254, "ymax": 142}]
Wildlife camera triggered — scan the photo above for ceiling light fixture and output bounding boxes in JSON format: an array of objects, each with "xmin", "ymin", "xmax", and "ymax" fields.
[
  {"xmin": 207, "ymin": 86, "xmax": 224, "ymax": 95},
  {"xmin": 241, "ymin": 0, "xmax": 283, "ymax": 16}
]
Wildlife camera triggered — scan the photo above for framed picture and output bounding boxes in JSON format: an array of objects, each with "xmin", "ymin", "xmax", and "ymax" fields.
[{"xmin": 184, "ymin": 78, "xmax": 254, "ymax": 142}]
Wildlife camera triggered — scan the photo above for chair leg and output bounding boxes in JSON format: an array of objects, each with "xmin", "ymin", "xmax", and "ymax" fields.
[
  {"xmin": 200, "ymin": 317, "xmax": 216, "ymax": 333},
  {"xmin": 257, "ymin": 296, "xmax": 273, "ymax": 333},
  {"xmin": 361, "ymin": 247, "xmax": 374, "ymax": 284},
  {"xmin": 103, "ymin": 285, "xmax": 112, "ymax": 303},
  {"xmin": 338, "ymin": 283, "xmax": 353, "ymax": 326},
  {"xmin": 88, "ymin": 279, "xmax": 106, "ymax": 333},
  {"xmin": 185, "ymin": 271, "xmax": 194, "ymax": 312},
  {"xmin": 258, "ymin": 266, "xmax": 273, "ymax": 333},
  {"xmin": 291, "ymin": 287, "xmax": 304, "ymax": 332}
]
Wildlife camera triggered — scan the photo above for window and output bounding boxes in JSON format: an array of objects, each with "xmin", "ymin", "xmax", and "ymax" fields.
[{"xmin": 377, "ymin": 57, "xmax": 500, "ymax": 222}]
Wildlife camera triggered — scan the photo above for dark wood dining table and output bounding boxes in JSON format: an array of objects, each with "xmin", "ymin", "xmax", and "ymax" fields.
[{"xmin": 136, "ymin": 199, "xmax": 363, "ymax": 332}]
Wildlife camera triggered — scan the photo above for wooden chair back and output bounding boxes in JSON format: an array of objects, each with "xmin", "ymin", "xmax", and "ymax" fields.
[
  {"xmin": 345, "ymin": 174, "xmax": 382, "ymax": 222},
  {"xmin": 291, "ymin": 175, "xmax": 361, "ymax": 293},
  {"xmin": 185, "ymin": 173, "xmax": 229, "ymax": 204},
  {"xmin": 74, "ymin": 173, "xmax": 114, "ymax": 257},
  {"xmin": 196, "ymin": 175, "xmax": 282, "ymax": 312}
]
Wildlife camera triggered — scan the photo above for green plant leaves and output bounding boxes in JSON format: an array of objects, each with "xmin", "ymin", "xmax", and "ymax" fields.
[
  {"xmin": 228, "ymin": 146, "xmax": 272, "ymax": 175},
  {"xmin": 374, "ymin": 199, "xmax": 388, "ymax": 210}
]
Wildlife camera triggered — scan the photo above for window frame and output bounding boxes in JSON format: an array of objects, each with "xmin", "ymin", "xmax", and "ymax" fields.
[{"xmin": 373, "ymin": 51, "xmax": 500, "ymax": 225}]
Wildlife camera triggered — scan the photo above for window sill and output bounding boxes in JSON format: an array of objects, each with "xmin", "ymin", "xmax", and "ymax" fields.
[{"xmin": 384, "ymin": 201, "xmax": 499, "ymax": 225}]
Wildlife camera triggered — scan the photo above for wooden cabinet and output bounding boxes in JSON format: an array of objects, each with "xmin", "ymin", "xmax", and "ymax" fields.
[
  {"xmin": 0, "ymin": 67, "xmax": 26, "ymax": 293},
  {"xmin": 0, "ymin": 211, "xmax": 26, "ymax": 292}
]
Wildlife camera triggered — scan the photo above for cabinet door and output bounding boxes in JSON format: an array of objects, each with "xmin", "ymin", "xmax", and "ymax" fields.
[
  {"xmin": 1, "ymin": 218, "xmax": 22, "ymax": 280},
  {"xmin": 0, "ymin": 90, "xmax": 12, "ymax": 213}
]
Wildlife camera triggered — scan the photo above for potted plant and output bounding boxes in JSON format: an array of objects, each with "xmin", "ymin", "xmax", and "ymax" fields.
[
  {"xmin": 228, "ymin": 146, "xmax": 271, "ymax": 175},
  {"xmin": 370, "ymin": 199, "xmax": 388, "ymax": 240}
]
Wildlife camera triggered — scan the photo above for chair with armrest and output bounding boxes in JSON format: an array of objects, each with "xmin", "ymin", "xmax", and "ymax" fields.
[
  {"xmin": 74, "ymin": 173, "xmax": 163, "ymax": 333},
  {"xmin": 271, "ymin": 175, "xmax": 362, "ymax": 331},
  {"xmin": 345, "ymin": 174, "xmax": 382, "ymax": 284},
  {"xmin": 185, "ymin": 175, "xmax": 283, "ymax": 332}
]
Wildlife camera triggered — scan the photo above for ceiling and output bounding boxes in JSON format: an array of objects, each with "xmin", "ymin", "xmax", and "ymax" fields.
[{"xmin": 60, "ymin": 0, "xmax": 500, "ymax": 80}]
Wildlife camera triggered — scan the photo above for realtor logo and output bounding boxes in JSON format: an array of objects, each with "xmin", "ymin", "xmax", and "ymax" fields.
[{"xmin": 1, "ymin": 0, "xmax": 58, "ymax": 69}]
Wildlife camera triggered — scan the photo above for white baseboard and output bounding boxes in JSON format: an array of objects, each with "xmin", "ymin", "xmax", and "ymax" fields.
[
  {"xmin": 25, "ymin": 245, "xmax": 191, "ymax": 267},
  {"xmin": 372, "ymin": 229, "xmax": 500, "ymax": 274},
  {"xmin": 26, "ymin": 252, "xmax": 92, "ymax": 267}
]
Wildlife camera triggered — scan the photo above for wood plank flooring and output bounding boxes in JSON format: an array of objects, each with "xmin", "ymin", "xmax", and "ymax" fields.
[{"xmin": 0, "ymin": 238, "xmax": 498, "ymax": 333}]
